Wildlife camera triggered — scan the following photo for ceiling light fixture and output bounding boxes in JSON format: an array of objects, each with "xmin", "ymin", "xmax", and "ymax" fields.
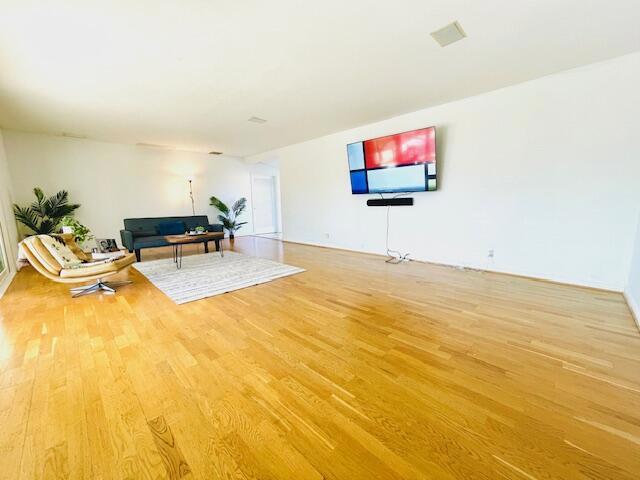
[
  {"xmin": 248, "ymin": 116, "xmax": 267, "ymax": 124},
  {"xmin": 430, "ymin": 21, "xmax": 466, "ymax": 47}
]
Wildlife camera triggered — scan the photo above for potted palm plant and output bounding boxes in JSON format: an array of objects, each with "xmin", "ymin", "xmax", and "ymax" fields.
[
  {"xmin": 13, "ymin": 188, "xmax": 81, "ymax": 235},
  {"xmin": 209, "ymin": 196, "xmax": 247, "ymax": 239}
]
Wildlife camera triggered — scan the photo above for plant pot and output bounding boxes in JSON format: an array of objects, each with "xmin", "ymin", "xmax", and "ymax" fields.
[
  {"xmin": 229, "ymin": 233, "xmax": 235, "ymax": 239},
  {"xmin": 61, "ymin": 226, "xmax": 74, "ymax": 234}
]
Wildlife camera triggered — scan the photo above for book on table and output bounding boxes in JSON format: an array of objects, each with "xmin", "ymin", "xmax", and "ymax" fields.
[{"xmin": 92, "ymin": 251, "xmax": 125, "ymax": 260}]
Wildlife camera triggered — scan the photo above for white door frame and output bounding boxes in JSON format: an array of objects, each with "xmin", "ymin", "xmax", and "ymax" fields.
[
  {"xmin": 250, "ymin": 174, "xmax": 279, "ymax": 235},
  {"xmin": 0, "ymin": 219, "xmax": 9, "ymax": 284}
]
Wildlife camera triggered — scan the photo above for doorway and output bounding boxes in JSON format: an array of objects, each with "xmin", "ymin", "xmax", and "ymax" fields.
[{"xmin": 251, "ymin": 175, "xmax": 279, "ymax": 235}]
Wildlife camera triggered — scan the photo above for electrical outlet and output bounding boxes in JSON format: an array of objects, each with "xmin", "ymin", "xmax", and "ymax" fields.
[{"xmin": 488, "ymin": 249, "xmax": 494, "ymax": 258}]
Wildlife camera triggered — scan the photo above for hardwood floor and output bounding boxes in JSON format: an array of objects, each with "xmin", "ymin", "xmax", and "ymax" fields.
[{"xmin": 0, "ymin": 236, "xmax": 639, "ymax": 479}]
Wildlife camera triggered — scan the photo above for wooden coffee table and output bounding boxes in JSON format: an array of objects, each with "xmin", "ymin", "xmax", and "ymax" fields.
[{"xmin": 164, "ymin": 232, "xmax": 224, "ymax": 269}]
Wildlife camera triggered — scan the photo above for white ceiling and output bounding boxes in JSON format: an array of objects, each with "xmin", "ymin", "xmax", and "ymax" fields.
[{"xmin": 1, "ymin": 0, "xmax": 639, "ymax": 157}]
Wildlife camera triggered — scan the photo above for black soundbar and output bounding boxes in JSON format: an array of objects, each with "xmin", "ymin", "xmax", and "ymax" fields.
[{"xmin": 366, "ymin": 197, "xmax": 414, "ymax": 207}]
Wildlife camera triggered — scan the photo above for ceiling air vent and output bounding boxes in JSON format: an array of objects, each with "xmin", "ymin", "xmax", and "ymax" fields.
[
  {"xmin": 430, "ymin": 21, "xmax": 466, "ymax": 47},
  {"xmin": 208, "ymin": 151, "xmax": 223, "ymax": 155}
]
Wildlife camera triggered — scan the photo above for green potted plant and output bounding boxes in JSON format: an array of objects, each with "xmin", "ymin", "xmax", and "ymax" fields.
[
  {"xmin": 60, "ymin": 216, "xmax": 94, "ymax": 246},
  {"xmin": 13, "ymin": 187, "xmax": 80, "ymax": 235},
  {"xmin": 209, "ymin": 196, "xmax": 247, "ymax": 239},
  {"xmin": 195, "ymin": 226, "xmax": 206, "ymax": 233}
]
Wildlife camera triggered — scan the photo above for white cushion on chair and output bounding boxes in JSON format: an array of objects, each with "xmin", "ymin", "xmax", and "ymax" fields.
[{"xmin": 38, "ymin": 235, "xmax": 83, "ymax": 268}]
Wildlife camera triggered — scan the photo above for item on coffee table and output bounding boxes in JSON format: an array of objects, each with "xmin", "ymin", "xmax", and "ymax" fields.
[{"xmin": 96, "ymin": 238, "xmax": 119, "ymax": 252}]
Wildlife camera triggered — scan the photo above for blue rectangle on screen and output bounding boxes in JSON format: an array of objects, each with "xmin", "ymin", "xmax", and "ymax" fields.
[
  {"xmin": 367, "ymin": 164, "xmax": 426, "ymax": 193},
  {"xmin": 347, "ymin": 142, "xmax": 365, "ymax": 171},
  {"xmin": 350, "ymin": 170, "xmax": 368, "ymax": 194}
]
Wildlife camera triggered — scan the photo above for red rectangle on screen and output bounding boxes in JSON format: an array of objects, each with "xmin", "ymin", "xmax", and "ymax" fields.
[{"xmin": 363, "ymin": 127, "xmax": 435, "ymax": 169}]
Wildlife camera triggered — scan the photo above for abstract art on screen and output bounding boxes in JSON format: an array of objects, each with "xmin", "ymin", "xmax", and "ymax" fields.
[{"xmin": 347, "ymin": 126, "xmax": 437, "ymax": 194}]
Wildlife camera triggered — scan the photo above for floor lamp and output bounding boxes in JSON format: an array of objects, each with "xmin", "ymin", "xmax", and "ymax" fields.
[{"xmin": 188, "ymin": 179, "xmax": 195, "ymax": 216}]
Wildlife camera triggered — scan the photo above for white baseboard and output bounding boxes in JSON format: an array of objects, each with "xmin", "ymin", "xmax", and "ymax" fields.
[
  {"xmin": 0, "ymin": 270, "xmax": 16, "ymax": 298},
  {"xmin": 623, "ymin": 290, "xmax": 640, "ymax": 331},
  {"xmin": 280, "ymin": 237, "xmax": 620, "ymax": 293}
]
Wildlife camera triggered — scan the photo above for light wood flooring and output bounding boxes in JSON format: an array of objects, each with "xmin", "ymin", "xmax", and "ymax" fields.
[{"xmin": 0, "ymin": 236, "xmax": 639, "ymax": 479}]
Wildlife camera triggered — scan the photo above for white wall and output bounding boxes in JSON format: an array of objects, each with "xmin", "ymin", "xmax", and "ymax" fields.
[
  {"xmin": 248, "ymin": 53, "xmax": 640, "ymax": 291},
  {"xmin": 0, "ymin": 130, "xmax": 19, "ymax": 296},
  {"xmin": 3, "ymin": 131, "xmax": 262, "ymax": 246},
  {"xmin": 626, "ymin": 213, "xmax": 640, "ymax": 328}
]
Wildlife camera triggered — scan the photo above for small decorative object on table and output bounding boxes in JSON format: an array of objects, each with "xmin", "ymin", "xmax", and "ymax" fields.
[
  {"xmin": 96, "ymin": 238, "xmax": 120, "ymax": 253},
  {"xmin": 187, "ymin": 225, "xmax": 207, "ymax": 235},
  {"xmin": 60, "ymin": 216, "xmax": 94, "ymax": 246},
  {"xmin": 92, "ymin": 238, "xmax": 125, "ymax": 260},
  {"xmin": 92, "ymin": 250, "xmax": 125, "ymax": 260}
]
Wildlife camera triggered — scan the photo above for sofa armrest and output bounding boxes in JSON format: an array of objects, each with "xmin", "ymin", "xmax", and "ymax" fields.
[
  {"xmin": 207, "ymin": 224, "xmax": 224, "ymax": 233},
  {"xmin": 120, "ymin": 229, "xmax": 134, "ymax": 251}
]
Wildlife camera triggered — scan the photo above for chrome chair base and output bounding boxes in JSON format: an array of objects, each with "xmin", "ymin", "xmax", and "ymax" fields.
[{"xmin": 70, "ymin": 280, "xmax": 132, "ymax": 297}]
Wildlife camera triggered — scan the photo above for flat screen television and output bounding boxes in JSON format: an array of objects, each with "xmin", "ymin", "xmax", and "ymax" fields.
[{"xmin": 347, "ymin": 126, "xmax": 436, "ymax": 194}]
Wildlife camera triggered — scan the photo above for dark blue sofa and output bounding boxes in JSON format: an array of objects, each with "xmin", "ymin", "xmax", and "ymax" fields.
[{"xmin": 120, "ymin": 215, "xmax": 224, "ymax": 261}]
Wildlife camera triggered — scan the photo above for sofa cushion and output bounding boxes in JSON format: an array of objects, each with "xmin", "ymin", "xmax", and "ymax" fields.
[
  {"xmin": 132, "ymin": 229, "xmax": 158, "ymax": 239},
  {"xmin": 22, "ymin": 236, "xmax": 63, "ymax": 275},
  {"xmin": 57, "ymin": 233, "xmax": 91, "ymax": 261},
  {"xmin": 59, "ymin": 252, "xmax": 135, "ymax": 278},
  {"xmin": 133, "ymin": 235, "xmax": 171, "ymax": 249},
  {"xmin": 124, "ymin": 216, "xmax": 210, "ymax": 234},
  {"xmin": 38, "ymin": 235, "xmax": 83, "ymax": 268},
  {"xmin": 156, "ymin": 221, "xmax": 185, "ymax": 235},
  {"xmin": 60, "ymin": 261, "xmax": 119, "ymax": 278}
]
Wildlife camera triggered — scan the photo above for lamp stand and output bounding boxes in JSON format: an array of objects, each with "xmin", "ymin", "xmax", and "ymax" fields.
[{"xmin": 188, "ymin": 179, "xmax": 195, "ymax": 216}]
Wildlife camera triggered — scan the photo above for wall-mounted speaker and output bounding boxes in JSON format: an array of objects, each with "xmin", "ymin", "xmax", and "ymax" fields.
[{"xmin": 366, "ymin": 197, "xmax": 414, "ymax": 207}]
